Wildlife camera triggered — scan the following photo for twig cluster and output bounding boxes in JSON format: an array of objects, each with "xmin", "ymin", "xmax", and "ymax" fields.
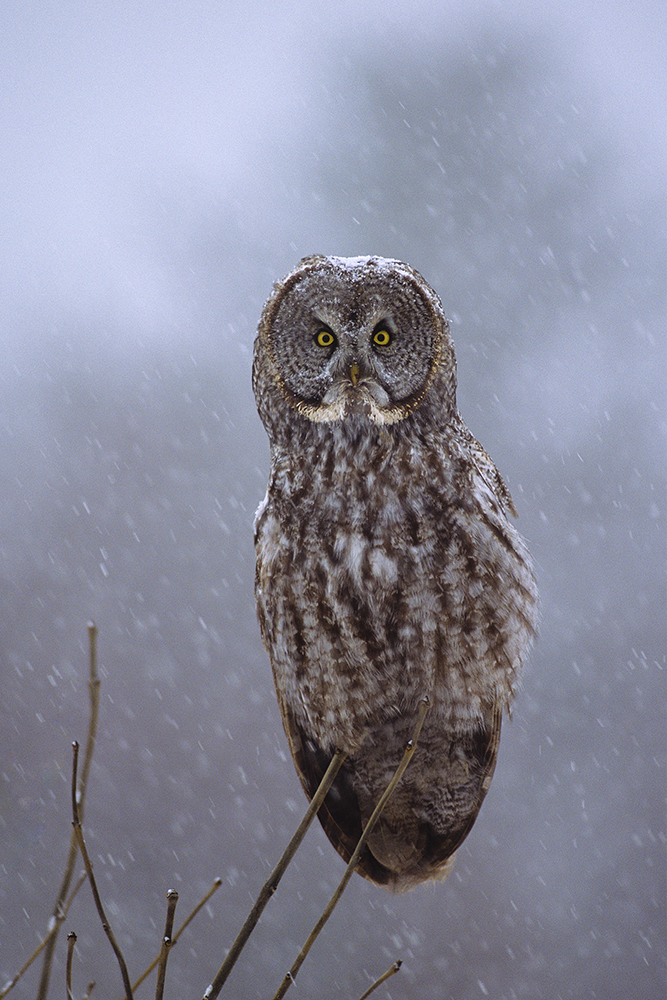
[{"xmin": 3, "ymin": 626, "xmax": 428, "ymax": 999}]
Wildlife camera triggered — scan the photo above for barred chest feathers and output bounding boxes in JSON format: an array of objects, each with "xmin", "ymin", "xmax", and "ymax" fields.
[{"xmin": 254, "ymin": 419, "xmax": 534, "ymax": 754}]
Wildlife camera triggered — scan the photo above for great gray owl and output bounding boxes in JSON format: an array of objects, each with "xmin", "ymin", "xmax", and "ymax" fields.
[{"xmin": 253, "ymin": 255, "xmax": 538, "ymax": 891}]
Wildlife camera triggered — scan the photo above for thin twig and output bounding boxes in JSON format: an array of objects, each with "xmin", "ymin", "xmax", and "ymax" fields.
[
  {"xmin": 128, "ymin": 877, "xmax": 223, "ymax": 996},
  {"xmin": 81, "ymin": 983, "xmax": 96, "ymax": 999},
  {"xmin": 0, "ymin": 874, "xmax": 86, "ymax": 999},
  {"xmin": 271, "ymin": 698, "xmax": 430, "ymax": 1000},
  {"xmin": 36, "ymin": 622, "xmax": 100, "ymax": 1000},
  {"xmin": 66, "ymin": 932, "xmax": 77, "ymax": 1000},
  {"xmin": 79, "ymin": 624, "xmax": 101, "ymax": 811},
  {"xmin": 154, "ymin": 890, "xmax": 178, "ymax": 1000},
  {"xmin": 71, "ymin": 741, "xmax": 134, "ymax": 1000},
  {"xmin": 357, "ymin": 960, "xmax": 402, "ymax": 1000},
  {"xmin": 202, "ymin": 748, "xmax": 348, "ymax": 999}
]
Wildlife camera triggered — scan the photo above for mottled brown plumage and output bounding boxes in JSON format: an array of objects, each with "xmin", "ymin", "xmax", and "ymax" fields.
[{"xmin": 253, "ymin": 255, "xmax": 538, "ymax": 891}]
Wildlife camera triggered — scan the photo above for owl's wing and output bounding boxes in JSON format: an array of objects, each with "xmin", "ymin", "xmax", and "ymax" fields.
[
  {"xmin": 278, "ymin": 692, "xmax": 503, "ymax": 891},
  {"xmin": 462, "ymin": 421, "xmax": 518, "ymax": 518},
  {"xmin": 276, "ymin": 693, "xmax": 389, "ymax": 884},
  {"xmin": 354, "ymin": 705, "xmax": 503, "ymax": 890},
  {"xmin": 405, "ymin": 704, "xmax": 503, "ymax": 876}
]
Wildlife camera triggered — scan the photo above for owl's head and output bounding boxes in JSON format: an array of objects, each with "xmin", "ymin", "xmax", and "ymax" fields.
[{"xmin": 253, "ymin": 255, "xmax": 457, "ymax": 434}]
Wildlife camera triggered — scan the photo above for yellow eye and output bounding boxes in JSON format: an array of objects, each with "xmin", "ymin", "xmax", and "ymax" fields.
[
  {"xmin": 372, "ymin": 328, "xmax": 392, "ymax": 347},
  {"xmin": 315, "ymin": 329, "xmax": 336, "ymax": 348}
]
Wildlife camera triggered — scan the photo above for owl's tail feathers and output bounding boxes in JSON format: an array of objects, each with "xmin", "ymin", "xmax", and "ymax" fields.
[
  {"xmin": 287, "ymin": 727, "xmax": 393, "ymax": 885},
  {"xmin": 282, "ymin": 701, "xmax": 501, "ymax": 892},
  {"xmin": 299, "ymin": 738, "xmax": 459, "ymax": 892}
]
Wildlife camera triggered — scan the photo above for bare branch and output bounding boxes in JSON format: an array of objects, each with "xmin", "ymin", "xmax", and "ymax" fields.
[
  {"xmin": 357, "ymin": 960, "xmax": 402, "ymax": 1000},
  {"xmin": 271, "ymin": 698, "xmax": 430, "ymax": 1000},
  {"xmin": 6, "ymin": 622, "xmax": 419, "ymax": 1000},
  {"xmin": 154, "ymin": 890, "xmax": 178, "ymax": 1000},
  {"xmin": 128, "ymin": 877, "xmax": 223, "ymax": 996},
  {"xmin": 36, "ymin": 623, "xmax": 100, "ymax": 1000},
  {"xmin": 71, "ymin": 741, "xmax": 134, "ymax": 1000},
  {"xmin": 0, "ymin": 874, "xmax": 86, "ymax": 999},
  {"xmin": 202, "ymin": 748, "xmax": 347, "ymax": 999},
  {"xmin": 169, "ymin": 877, "xmax": 222, "ymax": 943},
  {"xmin": 66, "ymin": 932, "xmax": 77, "ymax": 1000},
  {"xmin": 78, "ymin": 623, "xmax": 100, "ymax": 811}
]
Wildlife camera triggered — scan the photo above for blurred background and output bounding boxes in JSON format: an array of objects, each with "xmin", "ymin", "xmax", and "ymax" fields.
[{"xmin": 0, "ymin": 1, "xmax": 664, "ymax": 997}]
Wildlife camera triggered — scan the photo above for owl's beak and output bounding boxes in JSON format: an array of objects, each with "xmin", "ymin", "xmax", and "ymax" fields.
[{"xmin": 349, "ymin": 362, "xmax": 360, "ymax": 387}]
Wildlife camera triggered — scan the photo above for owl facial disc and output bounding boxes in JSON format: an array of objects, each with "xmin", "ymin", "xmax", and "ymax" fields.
[{"xmin": 257, "ymin": 255, "xmax": 451, "ymax": 427}]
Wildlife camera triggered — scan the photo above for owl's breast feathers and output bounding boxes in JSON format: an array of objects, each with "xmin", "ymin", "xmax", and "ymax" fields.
[{"xmin": 256, "ymin": 418, "xmax": 536, "ymax": 739}]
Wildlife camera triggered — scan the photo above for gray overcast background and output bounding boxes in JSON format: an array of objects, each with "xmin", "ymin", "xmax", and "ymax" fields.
[{"xmin": 0, "ymin": 1, "xmax": 664, "ymax": 998}]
